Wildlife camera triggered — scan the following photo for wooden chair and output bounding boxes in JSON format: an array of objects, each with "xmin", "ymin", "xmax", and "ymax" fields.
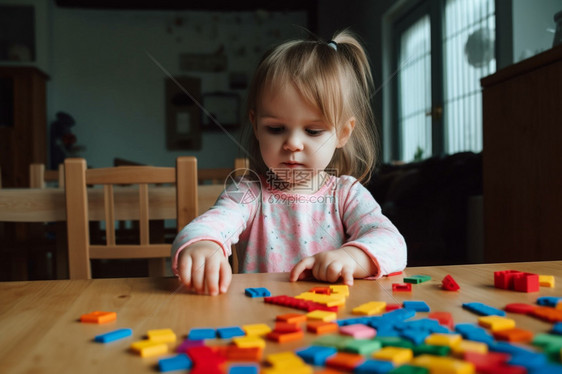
[
  {"xmin": 64, "ymin": 156, "xmax": 197, "ymax": 279},
  {"xmin": 30, "ymin": 163, "xmax": 65, "ymax": 188}
]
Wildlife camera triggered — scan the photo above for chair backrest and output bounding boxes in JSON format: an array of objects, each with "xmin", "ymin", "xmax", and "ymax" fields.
[
  {"xmin": 30, "ymin": 163, "xmax": 65, "ymax": 188},
  {"xmin": 64, "ymin": 156, "xmax": 197, "ymax": 279}
]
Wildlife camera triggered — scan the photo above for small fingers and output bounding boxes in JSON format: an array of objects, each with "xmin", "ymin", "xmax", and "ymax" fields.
[
  {"xmin": 341, "ymin": 265, "xmax": 354, "ymax": 286},
  {"xmin": 178, "ymin": 255, "xmax": 192, "ymax": 289},
  {"xmin": 289, "ymin": 257, "xmax": 315, "ymax": 282},
  {"xmin": 205, "ymin": 257, "xmax": 221, "ymax": 296},
  {"xmin": 219, "ymin": 260, "xmax": 233, "ymax": 294}
]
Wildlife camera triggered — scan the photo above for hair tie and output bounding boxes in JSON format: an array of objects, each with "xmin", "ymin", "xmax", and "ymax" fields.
[{"xmin": 327, "ymin": 40, "xmax": 338, "ymax": 51}]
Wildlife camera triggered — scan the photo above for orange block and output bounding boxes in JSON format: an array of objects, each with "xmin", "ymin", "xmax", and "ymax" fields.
[
  {"xmin": 80, "ymin": 311, "xmax": 116, "ymax": 324},
  {"xmin": 266, "ymin": 330, "xmax": 304, "ymax": 343},
  {"xmin": 217, "ymin": 346, "xmax": 263, "ymax": 361},
  {"xmin": 325, "ymin": 352, "xmax": 365, "ymax": 371},
  {"xmin": 274, "ymin": 322, "xmax": 302, "ymax": 333},
  {"xmin": 493, "ymin": 327, "xmax": 534, "ymax": 342},
  {"xmin": 307, "ymin": 321, "xmax": 339, "ymax": 335},
  {"xmin": 276, "ymin": 313, "xmax": 307, "ymax": 324},
  {"xmin": 530, "ymin": 306, "xmax": 562, "ymax": 322}
]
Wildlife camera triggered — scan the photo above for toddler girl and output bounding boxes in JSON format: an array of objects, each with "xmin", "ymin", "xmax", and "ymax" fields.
[{"xmin": 172, "ymin": 30, "xmax": 407, "ymax": 295}]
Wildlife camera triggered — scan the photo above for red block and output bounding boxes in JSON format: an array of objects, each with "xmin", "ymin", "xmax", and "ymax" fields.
[
  {"xmin": 463, "ymin": 351, "xmax": 510, "ymax": 372},
  {"xmin": 428, "ymin": 311, "xmax": 454, "ymax": 330},
  {"xmin": 392, "ymin": 283, "xmax": 412, "ymax": 292},
  {"xmin": 386, "ymin": 304, "xmax": 402, "ymax": 311},
  {"xmin": 441, "ymin": 274, "xmax": 460, "ymax": 291},
  {"xmin": 273, "ymin": 321, "xmax": 301, "ymax": 333},
  {"xmin": 494, "ymin": 270, "xmax": 523, "ymax": 289},
  {"xmin": 512, "ymin": 272, "xmax": 539, "ymax": 292},
  {"xmin": 504, "ymin": 303, "xmax": 536, "ymax": 314}
]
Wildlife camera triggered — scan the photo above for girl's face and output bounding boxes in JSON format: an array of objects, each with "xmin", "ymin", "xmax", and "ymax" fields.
[{"xmin": 251, "ymin": 84, "xmax": 354, "ymax": 192}]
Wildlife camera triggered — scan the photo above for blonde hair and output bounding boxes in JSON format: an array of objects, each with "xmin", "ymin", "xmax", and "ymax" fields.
[{"xmin": 245, "ymin": 29, "xmax": 378, "ymax": 183}]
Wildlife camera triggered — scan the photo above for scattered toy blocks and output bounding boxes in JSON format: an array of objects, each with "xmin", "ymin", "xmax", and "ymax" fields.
[
  {"xmin": 245, "ymin": 287, "xmax": 271, "ymax": 298},
  {"xmin": 492, "ymin": 327, "xmax": 534, "ymax": 343},
  {"xmin": 372, "ymin": 346, "xmax": 413, "ymax": 365},
  {"xmin": 306, "ymin": 321, "xmax": 339, "ymax": 335},
  {"xmin": 266, "ymin": 330, "xmax": 304, "ymax": 343},
  {"xmin": 494, "ymin": 270, "xmax": 539, "ymax": 292},
  {"xmin": 411, "ymin": 354, "xmax": 476, "ymax": 374},
  {"xmin": 424, "ymin": 333, "xmax": 462, "ymax": 348},
  {"xmin": 80, "ymin": 311, "xmax": 116, "ymax": 324},
  {"xmin": 296, "ymin": 345, "xmax": 337, "ymax": 366},
  {"xmin": 276, "ymin": 313, "xmax": 307, "ymax": 324},
  {"xmin": 232, "ymin": 336, "xmax": 266, "ymax": 349},
  {"xmin": 329, "ymin": 285, "xmax": 349, "ymax": 296},
  {"xmin": 529, "ymin": 306, "xmax": 562, "ymax": 322},
  {"xmin": 442, "ymin": 275, "xmax": 460, "ymax": 291},
  {"xmin": 504, "ymin": 303, "xmax": 536, "ymax": 315},
  {"xmin": 94, "ymin": 328, "xmax": 132, "ymax": 343},
  {"xmin": 217, "ymin": 326, "xmax": 246, "ymax": 339},
  {"xmin": 404, "ymin": 275, "xmax": 431, "ymax": 284},
  {"xmin": 306, "ymin": 310, "xmax": 337, "ymax": 322},
  {"xmin": 325, "ymin": 352, "xmax": 365, "ymax": 371},
  {"xmin": 393, "ymin": 283, "xmax": 412, "ymax": 292}
]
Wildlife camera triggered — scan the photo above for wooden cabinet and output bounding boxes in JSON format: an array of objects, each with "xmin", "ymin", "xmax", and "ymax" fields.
[
  {"xmin": 481, "ymin": 45, "xmax": 562, "ymax": 262},
  {"xmin": 0, "ymin": 67, "xmax": 49, "ymax": 187}
]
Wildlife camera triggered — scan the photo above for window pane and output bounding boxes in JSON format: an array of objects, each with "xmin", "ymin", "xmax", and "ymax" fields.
[
  {"xmin": 398, "ymin": 15, "xmax": 432, "ymax": 162},
  {"xmin": 443, "ymin": 0, "xmax": 495, "ymax": 154}
]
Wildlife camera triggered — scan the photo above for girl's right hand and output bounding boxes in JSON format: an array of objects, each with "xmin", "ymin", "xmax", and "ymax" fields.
[{"xmin": 177, "ymin": 241, "xmax": 232, "ymax": 296}]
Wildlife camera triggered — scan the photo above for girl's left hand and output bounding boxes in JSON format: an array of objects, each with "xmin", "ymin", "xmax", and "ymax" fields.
[{"xmin": 289, "ymin": 246, "xmax": 376, "ymax": 286}]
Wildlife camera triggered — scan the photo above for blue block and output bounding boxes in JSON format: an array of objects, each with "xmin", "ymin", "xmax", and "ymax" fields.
[
  {"xmin": 537, "ymin": 296, "xmax": 562, "ymax": 307},
  {"xmin": 508, "ymin": 352, "xmax": 548, "ymax": 370},
  {"xmin": 400, "ymin": 329, "xmax": 430, "ymax": 345},
  {"xmin": 188, "ymin": 328, "xmax": 216, "ymax": 340},
  {"xmin": 228, "ymin": 364, "xmax": 260, "ymax": 374},
  {"xmin": 528, "ymin": 363, "xmax": 562, "ymax": 374},
  {"xmin": 244, "ymin": 287, "xmax": 271, "ymax": 297},
  {"xmin": 354, "ymin": 359, "xmax": 394, "ymax": 374},
  {"xmin": 217, "ymin": 326, "xmax": 245, "ymax": 339},
  {"xmin": 382, "ymin": 308, "xmax": 416, "ymax": 321},
  {"xmin": 158, "ymin": 354, "xmax": 192, "ymax": 372},
  {"xmin": 94, "ymin": 328, "xmax": 133, "ymax": 343},
  {"xmin": 489, "ymin": 341, "xmax": 534, "ymax": 356},
  {"xmin": 296, "ymin": 345, "xmax": 337, "ymax": 366},
  {"xmin": 462, "ymin": 302, "xmax": 506, "ymax": 316},
  {"xmin": 552, "ymin": 322, "xmax": 562, "ymax": 335},
  {"xmin": 403, "ymin": 301, "xmax": 430, "ymax": 312}
]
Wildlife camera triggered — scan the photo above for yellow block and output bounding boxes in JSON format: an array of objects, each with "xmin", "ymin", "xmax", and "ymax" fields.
[
  {"xmin": 451, "ymin": 340, "xmax": 488, "ymax": 355},
  {"xmin": 232, "ymin": 335, "xmax": 266, "ymax": 349},
  {"xmin": 478, "ymin": 315, "xmax": 516, "ymax": 331},
  {"xmin": 539, "ymin": 275, "xmax": 555, "ymax": 287},
  {"xmin": 352, "ymin": 301, "xmax": 387, "ymax": 316},
  {"xmin": 146, "ymin": 328, "xmax": 176, "ymax": 343},
  {"xmin": 266, "ymin": 351, "xmax": 307, "ymax": 368},
  {"xmin": 130, "ymin": 340, "xmax": 168, "ymax": 357},
  {"xmin": 295, "ymin": 292, "xmax": 346, "ymax": 307},
  {"xmin": 412, "ymin": 354, "xmax": 475, "ymax": 374},
  {"xmin": 424, "ymin": 333, "xmax": 463, "ymax": 347},
  {"xmin": 329, "ymin": 285, "xmax": 349, "ymax": 296},
  {"xmin": 262, "ymin": 365, "xmax": 313, "ymax": 374},
  {"xmin": 306, "ymin": 310, "xmax": 337, "ymax": 322},
  {"xmin": 372, "ymin": 346, "xmax": 413, "ymax": 365},
  {"xmin": 242, "ymin": 323, "xmax": 272, "ymax": 336}
]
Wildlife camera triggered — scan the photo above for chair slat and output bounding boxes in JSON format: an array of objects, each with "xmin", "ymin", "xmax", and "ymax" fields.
[
  {"xmin": 104, "ymin": 185, "xmax": 116, "ymax": 246},
  {"xmin": 139, "ymin": 184, "xmax": 150, "ymax": 245},
  {"xmin": 90, "ymin": 244, "xmax": 171, "ymax": 258}
]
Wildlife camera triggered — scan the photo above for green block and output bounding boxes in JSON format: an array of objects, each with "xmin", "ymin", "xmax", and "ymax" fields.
[
  {"xmin": 390, "ymin": 364, "xmax": 430, "ymax": 374},
  {"xmin": 532, "ymin": 333, "xmax": 562, "ymax": 350},
  {"xmin": 413, "ymin": 344, "xmax": 451, "ymax": 357},
  {"xmin": 374, "ymin": 336, "xmax": 415, "ymax": 349},
  {"xmin": 403, "ymin": 275, "xmax": 431, "ymax": 284},
  {"xmin": 312, "ymin": 334, "xmax": 353, "ymax": 350},
  {"xmin": 343, "ymin": 339, "xmax": 382, "ymax": 355}
]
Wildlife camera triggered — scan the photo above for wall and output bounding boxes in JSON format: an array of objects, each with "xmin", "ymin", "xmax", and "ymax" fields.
[
  {"xmin": 48, "ymin": 3, "xmax": 306, "ymax": 168},
  {"xmin": 513, "ymin": 0, "xmax": 561, "ymax": 62}
]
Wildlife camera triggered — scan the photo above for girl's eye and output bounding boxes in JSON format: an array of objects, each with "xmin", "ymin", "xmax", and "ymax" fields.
[
  {"xmin": 266, "ymin": 126, "xmax": 284, "ymax": 134},
  {"xmin": 306, "ymin": 129, "xmax": 324, "ymax": 136}
]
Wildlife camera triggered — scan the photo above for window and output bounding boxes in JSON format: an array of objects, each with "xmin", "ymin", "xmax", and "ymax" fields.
[{"xmin": 391, "ymin": 0, "xmax": 496, "ymax": 162}]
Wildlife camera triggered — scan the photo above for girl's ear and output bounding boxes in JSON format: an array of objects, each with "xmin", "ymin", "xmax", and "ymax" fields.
[{"xmin": 337, "ymin": 117, "xmax": 355, "ymax": 148}]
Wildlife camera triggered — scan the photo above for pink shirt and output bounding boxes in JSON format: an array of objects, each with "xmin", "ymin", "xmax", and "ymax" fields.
[{"xmin": 171, "ymin": 175, "xmax": 407, "ymax": 278}]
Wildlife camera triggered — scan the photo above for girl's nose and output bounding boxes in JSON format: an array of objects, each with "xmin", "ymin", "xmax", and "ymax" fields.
[{"xmin": 283, "ymin": 132, "xmax": 304, "ymax": 152}]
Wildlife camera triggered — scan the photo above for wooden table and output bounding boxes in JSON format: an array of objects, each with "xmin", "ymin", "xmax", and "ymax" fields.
[
  {"xmin": 1, "ymin": 261, "xmax": 561, "ymax": 373},
  {"xmin": 0, "ymin": 184, "xmax": 224, "ymax": 222}
]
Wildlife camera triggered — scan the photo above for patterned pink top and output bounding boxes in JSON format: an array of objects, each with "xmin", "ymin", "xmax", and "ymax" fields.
[{"xmin": 171, "ymin": 175, "xmax": 407, "ymax": 278}]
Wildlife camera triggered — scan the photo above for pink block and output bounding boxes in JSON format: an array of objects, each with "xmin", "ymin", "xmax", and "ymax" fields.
[{"xmin": 339, "ymin": 323, "xmax": 376, "ymax": 339}]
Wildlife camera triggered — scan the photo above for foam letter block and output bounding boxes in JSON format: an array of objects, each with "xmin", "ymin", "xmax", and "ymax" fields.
[
  {"xmin": 232, "ymin": 336, "xmax": 266, "ymax": 349},
  {"xmin": 403, "ymin": 301, "xmax": 430, "ymax": 312},
  {"xmin": 94, "ymin": 328, "xmax": 132, "ymax": 343},
  {"xmin": 339, "ymin": 324, "xmax": 377, "ymax": 339},
  {"xmin": 217, "ymin": 326, "xmax": 246, "ymax": 339},
  {"xmin": 478, "ymin": 315, "xmax": 516, "ymax": 331},
  {"xmin": 147, "ymin": 328, "xmax": 176, "ymax": 343},
  {"xmin": 188, "ymin": 328, "xmax": 216, "ymax": 340},
  {"xmin": 463, "ymin": 302, "xmax": 506, "ymax": 316},
  {"xmin": 306, "ymin": 310, "xmax": 337, "ymax": 322},
  {"xmin": 352, "ymin": 301, "xmax": 387, "ymax": 315},
  {"xmin": 539, "ymin": 275, "xmax": 555, "ymax": 287},
  {"xmin": 372, "ymin": 346, "xmax": 413, "ymax": 365},
  {"xmin": 512, "ymin": 272, "xmax": 539, "ymax": 292},
  {"xmin": 403, "ymin": 275, "xmax": 431, "ymax": 284},
  {"xmin": 242, "ymin": 323, "xmax": 272, "ymax": 336},
  {"xmin": 80, "ymin": 311, "xmax": 116, "ymax": 324},
  {"xmin": 325, "ymin": 352, "xmax": 366, "ymax": 371},
  {"xmin": 130, "ymin": 340, "xmax": 168, "ymax": 357},
  {"xmin": 296, "ymin": 345, "xmax": 337, "ymax": 366},
  {"xmin": 393, "ymin": 283, "xmax": 412, "ymax": 292},
  {"xmin": 245, "ymin": 287, "xmax": 271, "ymax": 297},
  {"xmin": 442, "ymin": 275, "xmax": 460, "ymax": 291},
  {"xmin": 158, "ymin": 354, "xmax": 193, "ymax": 372}
]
